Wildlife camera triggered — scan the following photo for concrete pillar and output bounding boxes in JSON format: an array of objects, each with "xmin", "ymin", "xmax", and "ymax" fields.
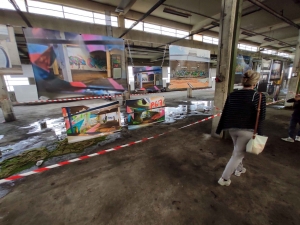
[
  {"xmin": 118, "ymin": 15, "xmax": 125, "ymax": 29},
  {"xmin": 0, "ymin": 76, "xmax": 16, "ymax": 122},
  {"xmin": 187, "ymin": 88, "xmax": 193, "ymax": 98},
  {"xmin": 285, "ymin": 30, "xmax": 300, "ymax": 107},
  {"xmin": 211, "ymin": 0, "xmax": 243, "ymax": 137}
]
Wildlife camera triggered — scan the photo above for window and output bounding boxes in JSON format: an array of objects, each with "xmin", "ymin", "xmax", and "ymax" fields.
[
  {"xmin": 193, "ymin": 34, "xmax": 203, "ymax": 42},
  {"xmin": 1, "ymin": 0, "xmax": 26, "ymax": 11},
  {"xmin": 203, "ymin": 35, "xmax": 218, "ymax": 45},
  {"xmin": 278, "ymin": 52, "xmax": 289, "ymax": 58},
  {"xmin": 4, "ymin": 75, "xmax": 29, "ymax": 92},
  {"xmin": 144, "ymin": 23, "xmax": 161, "ymax": 34},
  {"xmin": 125, "ymin": 19, "xmax": 143, "ymax": 31},
  {"xmin": 261, "ymin": 49, "xmax": 277, "ymax": 55},
  {"xmin": 176, "ymin": 30, "xmax": 189, "ymax": 39},
  {"xmin": 1, "ymin": 0, "xmax": 119, "ymax": 27},
  {"xmin": 238, "ymin": 44, "xmax": 258, "ymax": 52},
  {"xmin": 161, "ymin": 26, "xmax": 176, "ymax": 37}
]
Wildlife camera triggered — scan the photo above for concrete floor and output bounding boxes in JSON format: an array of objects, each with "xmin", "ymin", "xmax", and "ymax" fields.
[{"xmin": 1, "ymin": 89, "xmax": 300, "ymax": 225}]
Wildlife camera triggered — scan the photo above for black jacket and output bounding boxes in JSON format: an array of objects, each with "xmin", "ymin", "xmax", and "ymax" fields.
[
  {"xmin": 216, "ymin": 90, "xmax": 266, "ymax": 135},
  {"xmin": 287, "ymin": 98, "xmax": 300, "ymax": 117}
]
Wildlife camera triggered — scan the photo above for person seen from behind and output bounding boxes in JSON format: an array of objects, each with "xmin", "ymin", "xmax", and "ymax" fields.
[
  {"xmin": 281, "ymin": 94, "xmax": 300, "ymax": 142},
  {"xmin": 216, "ymin": 70, "xmax": 266, "ymax": 186}
]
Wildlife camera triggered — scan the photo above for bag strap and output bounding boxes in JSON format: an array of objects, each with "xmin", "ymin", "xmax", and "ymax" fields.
[{"xmin": 253, "ymin": 92, "xmax": 262, "ymax": 138}]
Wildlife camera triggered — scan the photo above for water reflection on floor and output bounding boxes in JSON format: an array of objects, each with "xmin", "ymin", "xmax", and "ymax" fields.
[
  {"xmin": 165, "ymin": 101, "xmax": 213, "ymax": 123},
  {"xmin": 128, "ymin": 101, "xmax": 213, "ymax": 129},
  {"xmin": 0, "ymin": 101, "xmax": 213, "ymax": 161}
]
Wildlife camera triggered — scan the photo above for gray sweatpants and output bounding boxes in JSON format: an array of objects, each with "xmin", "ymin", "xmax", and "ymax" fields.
[{"xmin": 222, "ymin": 129, "xmax": 253, "ymax": 180}]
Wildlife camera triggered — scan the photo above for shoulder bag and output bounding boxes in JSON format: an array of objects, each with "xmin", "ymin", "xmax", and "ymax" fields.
[{"xmin": 246, "ymin": 92, "xmax": 268, "ymax": 155}]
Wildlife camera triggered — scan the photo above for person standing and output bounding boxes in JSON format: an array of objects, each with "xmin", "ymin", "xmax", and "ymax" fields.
[
  {"xmin": 281, "ymin": 94, "xmax": 300, "ymax": 142},
  {"xmin": 216, "ymin": 70, "xmax": 266, "ymax": 186}
]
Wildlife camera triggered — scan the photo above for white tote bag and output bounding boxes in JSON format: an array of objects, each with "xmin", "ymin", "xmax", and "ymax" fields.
[{"xmin": 246, "ymin": 93, "xmax": 268, "ymax": 155}]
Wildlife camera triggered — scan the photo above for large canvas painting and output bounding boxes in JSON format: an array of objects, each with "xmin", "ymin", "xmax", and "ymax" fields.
[
  {"xmin": 62, "ymin": 101, "xmax": 121, "ymax": 143},
  {"xmin": 0, "ymin": 25, "xmax": 23, "ymax": 75},
  {"xmin": 270, "ymin": 60, "xmax": 282, "ymax": 81},
  {"xmin": 169, "ymin": 45, "xmax": 210, "ymax": 89},
  {"xmin": 126, "ymin": 97, "xmax": 165, "ymax": 129},
  {"xmin": 234, "ymin": 55, "xmax": 253, "ymax": 86},
  {"xmin": 23, "ymin": 27, "xmax": 127, "ymax": 99},
  {"xmin": 132, "ymin": 66, "xmax": 162, "ymax": 89}
]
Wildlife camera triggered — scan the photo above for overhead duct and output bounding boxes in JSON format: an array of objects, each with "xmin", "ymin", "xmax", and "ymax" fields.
[{"xmin": 163, "ymin": 8, "xmax": 191, "ymax": 18}]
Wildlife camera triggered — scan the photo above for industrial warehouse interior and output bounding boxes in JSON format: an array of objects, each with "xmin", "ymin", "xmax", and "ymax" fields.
[{"xmin": 0, "ymin": 0, "xmax": 300, "ymax": 224}]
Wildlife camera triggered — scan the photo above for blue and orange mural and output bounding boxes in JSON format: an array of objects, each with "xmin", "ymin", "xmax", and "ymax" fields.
[{"xmin": 23, "ymin": 27, "xmax": 127, "ymax": 99}]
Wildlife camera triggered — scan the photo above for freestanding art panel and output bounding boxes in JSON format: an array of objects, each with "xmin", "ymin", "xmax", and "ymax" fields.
[
  {"xmin": 23, "ymin": 27, "xmax": 127, "ymax": 99},
  {"xmin": 126, "ymin": 96, "xmax": 165, "ymax": 129},
  {"xmin": 62, "ymin": 101, "xmax": 121, "ymax": 143},
  {"xmin": 169, "ymin": 45, "xmax": 210, "ymax": 89}
]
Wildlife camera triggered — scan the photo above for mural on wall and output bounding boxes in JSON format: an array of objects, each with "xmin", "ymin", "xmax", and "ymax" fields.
[
  {"xmin": 126, "ymin": 97, "xmax": 165, "ymax": 129},
  {"xmin": 270, "ymin": 60, "xmax": 282, "ymax": 81},
  {"xmin": 234, "ymin": 55, "xmax": 253, "ymax": 86},
  {"xmin": 0, "ymin": 25, "xmax": 23, "ymax": 75},
  {"xmin": 169, "ymin": 45, "xmax": 210, "ymax": 89},
  {"xmin": 132, "ymin": 66, "xmax": 162, "ymax": 89},
  {"xmin": 23, "ymin": 27, "xmax": 127, "ymax": 99},
  {"xmin": 62, "ymin": 101, "xmax": 121, "ymax": 143}
]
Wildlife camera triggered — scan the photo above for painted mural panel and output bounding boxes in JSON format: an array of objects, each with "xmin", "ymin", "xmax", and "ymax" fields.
[
  {"xmin": 169, "ymin": 45, "xmax": 210, "ymax": 90},
  {"xmin": 270, "ymin": 60, "xmax": 282, "ymax": 81},
  {"xmin": 126, "ymin": 97, "xmax": 165, "ymax": 129},
  {"xmin": 234, "ymin": 55, "xmax": 253, "ymax": 86},
  {"xmin": 0, "ymin": 25, "xmax": 23, "ymax": 75},
  {"xmin": 126, "ymin": 96, "xmax": 165, "ymax": 113},
  {"xmin": 132, "ymin": 66, "xmax": 162, "ymax": 89},
  {"xmin": 62, "ymin": 101, "xmax": 121, "ymax": 143},
  {"xmin": 23, "ymin": 27, "xmax": 127, "ymax": 99}
]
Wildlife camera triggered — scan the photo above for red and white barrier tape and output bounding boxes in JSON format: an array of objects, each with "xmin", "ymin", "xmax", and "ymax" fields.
[
  {"xmin": 266, "ymin": 99, "xmax": 285, "ymax": 105},
  {"xmin": 0, "ymin": 113, "xmax": 221, "ymax": 184},
  {"xmin": 13, "ymin": 92, "xmax": 162, "ymax": 105}
]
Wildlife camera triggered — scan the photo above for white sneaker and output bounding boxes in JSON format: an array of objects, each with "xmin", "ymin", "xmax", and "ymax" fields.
[
  {"xmin": 281, "ymin": 137, "xmax": 295, "ymax": 142},
  {"xmin": 295, "ymin": 136, "xmax": 300, "ymax": 142},
  {"xmin": 234, "ymin": 168, "xmax": 246, "ymax": 177},
  {"xmin": 218, "ymin": 178, "xmax": 231, "ymax": 186}
]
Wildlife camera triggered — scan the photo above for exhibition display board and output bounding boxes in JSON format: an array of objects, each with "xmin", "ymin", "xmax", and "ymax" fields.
[
  {"xmin": 126, "ymin": 96, "xmax": 165, "ymax": 129},
  {"xmin": 23, "ymin": 27, "xmax": 127, "ymax": 99},
  {"xmin": 62, "ymin": 101, "xmax": 121, "ymax": 143},
  {"xmin": 169, "ymin": 45, "xmax": 210, "ymax": 89}
]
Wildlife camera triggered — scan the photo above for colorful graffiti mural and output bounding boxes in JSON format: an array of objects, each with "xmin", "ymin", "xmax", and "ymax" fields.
[
  {"xmin": 126, "ymin": 97, "xmax": 165, "ymax": 129},
  {"xmin": 169, "ymin": 45, "xmax": 210, "ymax": 90},
  {"xmin": 62, "ymin": 101, "xmax": 121, "ymax": 143},
  {"xmin": 23, "ymin": 27, "xmax": 127, "ymax": 99}
]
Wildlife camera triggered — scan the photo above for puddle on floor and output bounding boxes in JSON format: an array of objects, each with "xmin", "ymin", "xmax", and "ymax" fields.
[
  {"xmin": 127, "ymin": 101, "xmax": 213, "ymax": 129},
  {"xmin": 0, "ymin": 135, "xmax": 3, "ymax": 140},
  {"xmin": 20, "ymin": 118, "xmax": 66, "ymax": 137}
]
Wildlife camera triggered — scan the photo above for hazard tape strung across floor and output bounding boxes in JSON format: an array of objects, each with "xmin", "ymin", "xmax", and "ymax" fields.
[
  {"xmin": 12, "ymin": 92, "xmax": 162, "ymax": 105},
  {"xmin": 0, "ymin": 113, "xmax": 221, "ymax": 184},
  {"xmin": 13, "ymin": 88, "xmax": 215, "ymax": 105},
  {"xmin": 0, "ymin": 99, "xmax": 285, "ymax": 184}
]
